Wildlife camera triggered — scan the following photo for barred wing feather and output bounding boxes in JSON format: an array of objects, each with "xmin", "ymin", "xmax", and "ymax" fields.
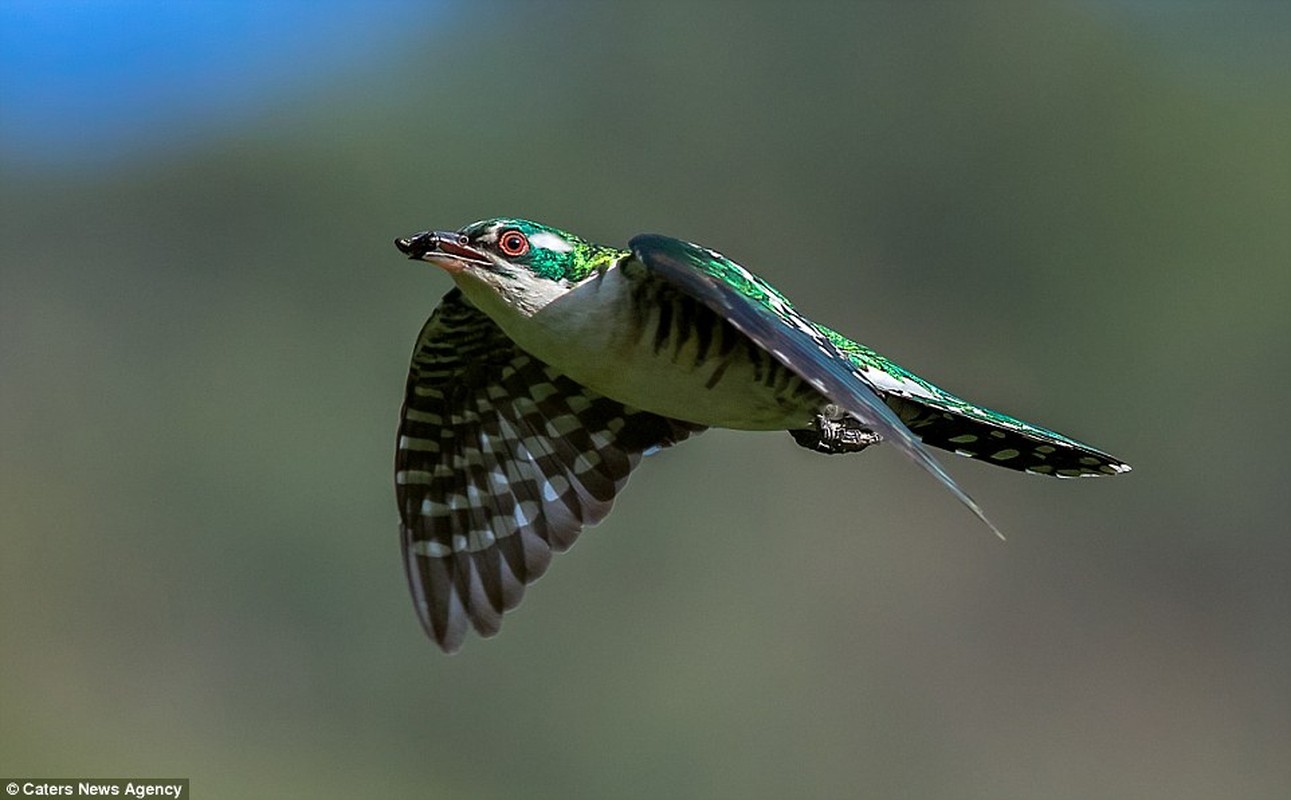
[{"xmin": 397, "ymin": 289, "xmax": 703, "ymax": 652}]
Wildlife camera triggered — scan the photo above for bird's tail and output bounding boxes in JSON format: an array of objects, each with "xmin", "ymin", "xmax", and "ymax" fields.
[{"xmin": 883, "ymin": 393, "xmax": 1130, "ymax": 478}]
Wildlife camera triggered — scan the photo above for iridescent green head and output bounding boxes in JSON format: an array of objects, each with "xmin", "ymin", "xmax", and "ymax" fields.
[
  {"xmin": 396, "ymin": 217, "xmax": 626, "ymax": 283},
  {"xmin": 395, "ymin": 218, "xmax": 629, "ymax": 316}
]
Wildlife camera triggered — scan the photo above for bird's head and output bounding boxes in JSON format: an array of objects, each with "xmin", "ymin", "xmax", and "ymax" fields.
[{"xmin": 395, "ymin": 218, "xmax": 628, "ymax": 315}]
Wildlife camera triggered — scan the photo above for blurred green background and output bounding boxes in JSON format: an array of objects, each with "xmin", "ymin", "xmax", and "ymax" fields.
[{"xmin": 3, "ymin": 2, "xmax": 1289, "ymax": 798}]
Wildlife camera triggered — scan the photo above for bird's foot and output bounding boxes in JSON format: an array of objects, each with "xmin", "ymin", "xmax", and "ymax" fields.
[{"xmin": 789, "ymin": 414, "xmax": 883, "ymax": 455}]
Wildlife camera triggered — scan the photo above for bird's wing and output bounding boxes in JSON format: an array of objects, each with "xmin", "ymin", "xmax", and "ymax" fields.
[
  {"xmin": 397, "ymin": 289, "xmax": 704, "ymax": 652},
  {"xmin": 628, "ymin": 233, "xmax": 1003, "ymax": 539},
  {"xmin": 816, "ymin": 325, "xmax": 1131, "ymax": 478}
]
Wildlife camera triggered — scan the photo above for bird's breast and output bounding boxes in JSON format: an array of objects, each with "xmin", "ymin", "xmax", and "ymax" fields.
[{"xmin": 483, "ymin": 266, "xmax": 820, "ymax": 430}]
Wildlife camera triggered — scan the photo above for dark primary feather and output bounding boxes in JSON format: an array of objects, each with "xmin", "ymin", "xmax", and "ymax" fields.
[{"xmin": 396, "ymin": 289, "xmax": 703, "ymax": 652}]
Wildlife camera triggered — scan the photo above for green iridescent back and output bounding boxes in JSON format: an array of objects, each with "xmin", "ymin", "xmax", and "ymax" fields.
[{"xmin": 651, "ymin": 235, "xmax": 1109, "ymax": 455}]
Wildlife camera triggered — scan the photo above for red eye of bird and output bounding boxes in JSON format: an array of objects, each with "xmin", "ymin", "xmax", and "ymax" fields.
[{"xmin": 498, "ymin": 230, "xmax": 529, "ymax": 257}]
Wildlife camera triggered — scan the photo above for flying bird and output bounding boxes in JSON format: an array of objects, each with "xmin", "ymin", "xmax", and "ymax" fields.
[{"xmin": 392, "ymin": 218, "xmax": 1130, "ymax": 652}]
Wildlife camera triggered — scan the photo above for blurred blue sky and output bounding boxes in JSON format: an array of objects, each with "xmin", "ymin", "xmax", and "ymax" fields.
[
  {"xmin": 1, "ymin": 1, "xmax": 1286, "ymax": 168},
  {"xmin": 0, "ymin": 0, "xmax": 437, "ymax": 166}
]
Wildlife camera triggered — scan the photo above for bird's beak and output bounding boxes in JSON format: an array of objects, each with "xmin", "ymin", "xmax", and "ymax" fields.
[{"xmin": 394, "ymin": 230, "xmax": 492, "ymax": 273}]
